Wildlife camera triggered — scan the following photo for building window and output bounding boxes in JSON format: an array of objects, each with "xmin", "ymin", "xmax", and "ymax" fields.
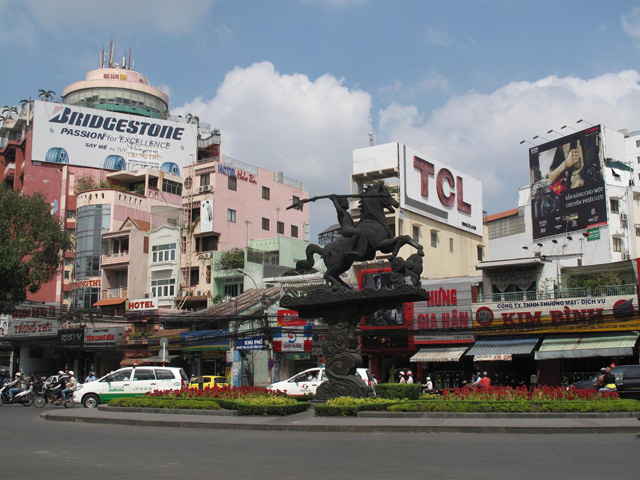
[
  {"xmin": 637, "ymin": 156, "xmax": 640, "ymax": 164},
  {"xmin": 262, "ymin": 186, "xmax": 270, "ymax": 200},
  {"xmin": 228, "ymin": 176, "xmax": 237, "ymax": 191},
  {"xmin": 262, "ymin": 217, "xmax": 270, "ymax": 231},
  {"xmin": 64, "ymin": 270, "xmax": 70, "ymax": 279},
  {"xmin": 66, "ymin": 210, "xmax": 75, "ymax": 220},
  {"xmin": 152, "ymin": 243, "xmax": 176, "ymax": 262},
  {"xmin": 198, "ymin": 235, "xmax": 218, "ymax": 252},
  {"xmin": 277, "ymin": 221, "xmax": 284, "ymax": 235},
  {"xmin": 63, "ymin": 291, "xmax": 70, "ymax": 300},
  {"xmin": 449, "ymin": 238, "xmax": 454, "ymax": 253},
  {"xmin": 291, "ymin": 225, "xmax": 299, "ymax": 238},
  {"xmin": 636, "ymin": 140, "xmax": 640, "ymax": 148},
  {"xmin": 477, "ymin": 245, "xmax": 484, "ymax": 261},
  {"xmin": 610, "ymin": 199, "xmax": 619, "ymax": 214},
  {"xmin": 430, "ymin": 231, "xmax": 438, "ymax": 248},
  {"xmin": 200, "ymin": 173, "xmax": 210, "ymax": 187},
  {"xmin": 613, "ymin": 237, "xmax": 622, "ymax": 252},
  {"xmin": 412, "ymin": 225, "xmax": 420, "ymax": 243},
  {"xmin": 151, "ymin": 278, "xmax": 176, "ymax": 298},
  {"xmin": 292, "ymin": 195, "xmax": 301, "ymax": 209},
  {"xmin": 636, "ymin": 227, "xmax": 640, "ymax": 237},
  {"xmin": 162, "ymin": 179, "xmax": 182, "ymax": 196},
  {"xmin": 227, "ymin": 209, "xmax": 236, "ymax": 223}
]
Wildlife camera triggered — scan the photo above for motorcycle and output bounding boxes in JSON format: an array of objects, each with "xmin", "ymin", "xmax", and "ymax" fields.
[
  {"xmin": 33, "ymin": 384, "xmax": 76, "ymax": 408},
  {"xmin": 0, "ymin": 382, "xmax": 35, "ymax": 407}
]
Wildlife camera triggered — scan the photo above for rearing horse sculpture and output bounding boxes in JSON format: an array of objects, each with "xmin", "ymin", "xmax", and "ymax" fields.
[{"xmin": 293, "ymin": 183, "xmax": 424, "ymax": 288}]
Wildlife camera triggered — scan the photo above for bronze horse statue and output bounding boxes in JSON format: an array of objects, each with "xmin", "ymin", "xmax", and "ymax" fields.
[{"xmin": 295, "ymin": 183, "xmax": 424, "ymax": 288}]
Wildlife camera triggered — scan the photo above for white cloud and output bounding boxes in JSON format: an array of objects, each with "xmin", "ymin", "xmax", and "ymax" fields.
[
  {"xmin": 174, "ymin": 61, "xmax": 372, "ymax": 236},
  {"xmin": 424, "ymin": 25, "xmax": 453, "ymax": 47},
  {"xmin": 622, "ymin": 7, "xmax": 640, "ymax": 39},
  {"xmin": 378, "ymin": 70, "xmax": 640, "ymax": 215}
]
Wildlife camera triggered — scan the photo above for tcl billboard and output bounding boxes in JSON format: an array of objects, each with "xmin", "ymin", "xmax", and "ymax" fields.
[
  {"xmin": 400, "ymin": 145, "xmax": 483, "ymax": 236},
  {"xmin": 32, "ymin": 101, "xmax": 197, "ymax": 175}
]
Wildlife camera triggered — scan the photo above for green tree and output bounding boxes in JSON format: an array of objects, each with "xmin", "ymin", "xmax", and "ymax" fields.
[
  {"xmin": 216, "ymin": 247, "xmax": 245, "ymax": 270},
  {"xmin": 0, "ymin": 185, "xmax": 73, "ymax": 304}
]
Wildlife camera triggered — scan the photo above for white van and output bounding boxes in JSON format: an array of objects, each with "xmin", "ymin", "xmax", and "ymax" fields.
[
  {"xmin": 266, "ymin": 367, "xmax": 375, "ymax": 397},
  {"xmin": 73, "ymin": 366, "xmax": 188, "ymax": 408}
]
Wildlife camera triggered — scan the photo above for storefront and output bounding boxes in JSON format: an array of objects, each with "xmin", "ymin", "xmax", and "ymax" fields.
[
  {"xmin": 464, "ymin": 335, "xmax": 541, "ymax": 386},
  {"xmin": 181, "ymin": 330, "xmax": 230, "ymax": 380},
  {"xmin": 473, "ymin": 290, "xmax": 640, "ymax": 386},
  {"xmin": 84, "ymin": 326, "xmax": 126, "ymax": 376}
]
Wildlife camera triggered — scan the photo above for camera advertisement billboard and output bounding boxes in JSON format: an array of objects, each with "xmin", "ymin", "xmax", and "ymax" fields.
[
  {"xmin": 529, "ymin": 125, "xmax": 607, "ymax": 240},
  {"xmin": 31, "ymin": 101, "xmax": 197, "ymax": 176}
]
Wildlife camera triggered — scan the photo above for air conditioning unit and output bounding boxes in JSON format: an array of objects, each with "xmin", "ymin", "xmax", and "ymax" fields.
[
  {"xmin": 620, "ymin": 213, "xmax": 628, "ymax": 221},
  {"xmin": 196, "ymin": 290, "xmax": 203, "ymax": 296},
  {"xmin": 198, "ymin": 185, "xmax": 213, "ymax": 193},
  {"xmin": 624, "ymin": 253, "xmax": 631, "ymax": 260},
  {"xmin": 203, "ymin": 252, "xmax": 211, "ymax": 259}
]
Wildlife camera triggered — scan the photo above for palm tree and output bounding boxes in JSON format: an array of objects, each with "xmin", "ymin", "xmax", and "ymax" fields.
[
  {"xmin": 37, "ymin": 89, "xmax": 56, "ymax": 102},
  {"xmin": 185, "ymin": 113, "xmax": 200, "ymax": 126},
  {"xmin": 1, "ymin": 106, "xmax": 18, "ymax": 119}
]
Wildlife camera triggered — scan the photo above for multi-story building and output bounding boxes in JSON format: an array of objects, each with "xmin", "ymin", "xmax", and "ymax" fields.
[
  {"xmin": 348, "ymin": 142, "xmax": 487, "ymax": 382},
  {"xmin": 472, "ymin": 124, "xmax": 640, "ymax": 386}
]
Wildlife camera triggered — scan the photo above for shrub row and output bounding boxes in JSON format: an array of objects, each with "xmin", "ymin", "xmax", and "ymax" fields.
[
  {"xmin": 388, "ymin": 399, "xmax": 640, "ymax": 413},
  {"xmin": 108, "ymin": 397, "xmax": 221, "ymax": 410},
  {"xmin": 314, "ymin": 397, "xmax": 401, "ymax": 416},
  {"xmin": 375, "ymin": 383, "xmax": 422, "ymax": 400},
  {"xmin": 215, "ymin": 397, "xmax": 310, "ymax": 416}
]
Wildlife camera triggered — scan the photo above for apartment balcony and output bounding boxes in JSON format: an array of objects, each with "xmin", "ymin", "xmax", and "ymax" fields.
[
  {"xmin": 101, "ymin": 251, "xmax": 129, "ymax": 266},
  {"xmin": 101, "ymin": 287, "xmax": 128, "ymax": 300},
  {"xmin": 476, "ymin": 284, "xmax": 637, "ymax": 303}
]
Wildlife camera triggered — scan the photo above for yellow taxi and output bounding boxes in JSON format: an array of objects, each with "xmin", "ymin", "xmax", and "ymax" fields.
[{"xmin": 188, "ymin": 375, "xmax": 229, "ymax": 390}]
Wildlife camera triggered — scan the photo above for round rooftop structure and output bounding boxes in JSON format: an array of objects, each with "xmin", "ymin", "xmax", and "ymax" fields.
[{"xmin": 62, "ymin": 67, "xmax": 169, "ymax": 119}]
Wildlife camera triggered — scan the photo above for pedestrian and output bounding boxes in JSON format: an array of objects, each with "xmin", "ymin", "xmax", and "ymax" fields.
[
  {"xmin": 85, "ymin": 371, "xmax": 96, "ymax": 382},
  {"xmin": 477, "ymin": 372, "xmax": 491, "ymax": 388},
  {"xmin": 599, "ymin": 367, "xmax": 617, "ymax": 394},
  {"xmin": 398, "ymin": 371, "xmax": 406, "ymax": 383},
  {"xmin": 406, "ymin": 370, "xmax": 414, "ymax": 384}
]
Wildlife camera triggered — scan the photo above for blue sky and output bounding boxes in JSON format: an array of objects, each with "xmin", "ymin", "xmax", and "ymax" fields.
[{"xmin": 3, "ymin": 0, "xmax": 640, "ymax": 240}]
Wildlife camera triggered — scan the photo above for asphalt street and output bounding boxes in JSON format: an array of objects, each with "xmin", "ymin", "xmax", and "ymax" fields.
[{"xmin": 1, "ymin": 404, "xmax": 639, "ymax": 480}]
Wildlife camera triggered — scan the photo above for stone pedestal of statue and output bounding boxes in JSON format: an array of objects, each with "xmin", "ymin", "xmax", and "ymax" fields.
[{"xmin": 281, "ymin": 284, "xmax": 429, "ymax": 402}]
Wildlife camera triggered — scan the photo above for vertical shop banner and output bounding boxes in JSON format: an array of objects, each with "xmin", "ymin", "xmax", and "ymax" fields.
[
  {"xmin": 200, "ymin": 200, "xmax": 213, "ymax": 233},
  {"xmin": 529, "ymin": 125, "xmax": 607, "ymax": 240}
]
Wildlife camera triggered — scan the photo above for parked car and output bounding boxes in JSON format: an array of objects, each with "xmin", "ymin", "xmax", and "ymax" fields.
[
  {"xmin": 188, "ymin": 375, "xmax": 229, "ymax": 390},
  {"xmin": 73, "ymin": 366, "xmax": 188, "ymax": 408},
  {"xmin": 266, "ymin": 367, "xmax": 375, "ymax": 397},
  {"xmin": 567, "ymin": 365, "xmax": 640, "ymax": 399}
]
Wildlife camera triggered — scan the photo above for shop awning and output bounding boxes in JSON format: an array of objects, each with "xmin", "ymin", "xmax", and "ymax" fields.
[
  {"xmin": 465, "ymin": 335, "xmax": 541, "ymax": 361},
  {"xmin": 410, "ymin": 346, "xmax": 469, "ymax": 363},
  {"xmin": 535, "ymin": 332, "xmax": 639, "ymax": 360},
  {"xmin": 93, "ymin": 298, "xmax": 127, "ymax": 307}
]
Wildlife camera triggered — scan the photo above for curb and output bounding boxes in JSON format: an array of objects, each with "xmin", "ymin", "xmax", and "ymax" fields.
[
  {"xmin": 358, "ymin": 411, "xmax": 640, "ymax": 419},
  {"xmin": 40, "ymin": 410, "xmax": 640, "ymax": 434},
  {"xmin": 97, "ymin": 405, "xmax": 238, "ymax": 416}
]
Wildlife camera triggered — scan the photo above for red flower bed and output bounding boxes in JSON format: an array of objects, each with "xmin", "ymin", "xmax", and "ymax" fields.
[
  {"xmin": 146, "ymin": 385, "xmax": 287, "ymax": 400},
  {"xmin": 439, "ymin": 385, "xmax": 618, "ymax": 402}
]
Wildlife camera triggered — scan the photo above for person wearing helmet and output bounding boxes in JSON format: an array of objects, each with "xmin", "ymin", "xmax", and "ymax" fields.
[
  {"xmin": 85, "ymin": 371, "xmax": 96, "ymax": 382},
  {"xmin": 61, "ymin": 370, "xmax": 77, "ymax": 402},
  {"xmin": 594, "ymin": 367, "xmax": 607, "ymax": 389},
  {"xmin": 50, "ymin": 371, "xmax": 68, "ymax": 402},
  {"xmin": 422, "ymin": 375, "xmax": 434, "ymax": 394},
  {"xmin": 398, "ymin": 371, "xmax": 406, "ymax": 383},
  {"xmin": 599, "ymin": 367, "xmax": 617, "ymax": 394},
  {"xmin": 7, "ymin": 372, "xmax": 24, "ymax": 400},
  {"xmin": 406, "ymin": 370, "xmax": 414, "ymax": 384},
  {"xmin": 477, "ymin": 372, "xmax": 491, "ymax": 388}
]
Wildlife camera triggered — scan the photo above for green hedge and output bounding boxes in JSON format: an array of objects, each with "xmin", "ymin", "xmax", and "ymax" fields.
[
  {"xmin": 214, "ymin": 397, "xmax": 310, "ymax": 416},
  {"xmin": 374, "ymin": 383, "xmax": 422, "ymax": 400},
  {"xmin": 388, "ymin": 399, "xmax": 640, "ymax": 413},
  {"xmin": 108, "ymin": 397, "xmax": 221, "ymax": 410},
  {"xmin": 314, "ymin": 400, "xmax": 400, "ymax": 417}
]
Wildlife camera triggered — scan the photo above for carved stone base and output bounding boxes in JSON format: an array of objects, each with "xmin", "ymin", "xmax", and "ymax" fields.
[{"xmin": 281, "ymin": 285, "xmax": 429, "ymax": 402}]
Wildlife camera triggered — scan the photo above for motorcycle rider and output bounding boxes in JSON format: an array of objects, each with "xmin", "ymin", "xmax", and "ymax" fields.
[
  {"xmin": 50, "ymin": 370, "xmax": 67, "ymax": 403},
  {"xmin": 61, "ymin": 371, "xmax": 77, "ymax": 402},
  {"xmin": 7, "ymin": 372, "xmax": 24, "ymax": 401}
]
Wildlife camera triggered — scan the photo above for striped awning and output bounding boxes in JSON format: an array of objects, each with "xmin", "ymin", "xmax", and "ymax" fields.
[
  {"xmin": 465, "ymin": 335, "xmax": 541, "ymax": 361},
  {"xmin": 535, "ymin": 332, "xmax": 639, "ymax": 360},
  {"xmin": 410, "ymin": 346, "xmax": 469, "ymax": 363}
]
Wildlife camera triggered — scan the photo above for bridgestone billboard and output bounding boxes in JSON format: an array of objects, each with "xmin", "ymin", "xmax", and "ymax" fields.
[{"xmin": 32, "ymin": 101, "xmax": 197, "ymax": 175}]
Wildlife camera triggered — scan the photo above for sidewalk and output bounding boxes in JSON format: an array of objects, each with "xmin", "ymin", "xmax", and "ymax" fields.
[{"xmin": 41, "ymin": 406, "xmax": 640, "ymax": 434}]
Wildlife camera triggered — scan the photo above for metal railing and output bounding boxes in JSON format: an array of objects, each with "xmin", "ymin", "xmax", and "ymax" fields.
[{"xmin": 476, "ymin": 284, "xmax": 637, "ymax": 303}]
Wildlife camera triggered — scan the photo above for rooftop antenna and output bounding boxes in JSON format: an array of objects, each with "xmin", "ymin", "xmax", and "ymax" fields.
[
  {"xmin": 109, "ymin": 37, "xmax": 115, "ymax": 68},
  {"xmin": 369, "ymin": 132, "xmax": 374, "ymax": 146},
  {"xmin": 128, "ymin": 45, "xmax": 132, "ymax": 70}
]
